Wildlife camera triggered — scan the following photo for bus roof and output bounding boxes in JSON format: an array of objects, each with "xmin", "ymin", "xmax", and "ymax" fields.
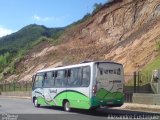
[{"xmin": 37, "ymin": 61, "xmax": 122, "ymax": 73}]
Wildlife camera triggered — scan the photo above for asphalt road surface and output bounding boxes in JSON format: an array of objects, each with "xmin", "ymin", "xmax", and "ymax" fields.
[{"xmin": 0, "ymin": 96, "xmax": 159, "ymax": 120}]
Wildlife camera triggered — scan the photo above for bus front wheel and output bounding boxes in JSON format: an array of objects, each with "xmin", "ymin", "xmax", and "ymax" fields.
[
  {"xmin": 34, "ymin": 98, "xmax": 40, "ymax": 107},
  {"xmin": 64, "ymin": 101, "xmax": 70, "ymax": 112}
]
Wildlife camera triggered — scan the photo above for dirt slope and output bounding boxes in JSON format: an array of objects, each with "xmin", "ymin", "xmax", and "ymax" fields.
[{"xmin": 6, "ymin": 0, "xmax": 160, "ymax": 82}]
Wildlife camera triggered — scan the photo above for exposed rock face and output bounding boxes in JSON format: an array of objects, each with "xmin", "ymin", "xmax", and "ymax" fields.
[
  {"xmin": 61, "ymin": 0, "xmax": 160, "ymax": 74},
  {"xmin": 6, "ymin": 0, "xmax": 160, "ymax": 81}
]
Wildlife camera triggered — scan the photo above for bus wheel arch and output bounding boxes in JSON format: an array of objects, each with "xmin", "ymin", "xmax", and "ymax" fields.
[
  {"xmin": 33, "ymin": 97, "xmax": 40, "ymax": 107},
  {"xmin": 63, "ymin": 99, "xmax": 71, "ymax": 112},
  {"xmin": 89, "ymin": 106, "xmax": 98, "ymax": 111},
  {"xmin": 33, "ymin": 96, "xmax": 36, "ymax": 103}
]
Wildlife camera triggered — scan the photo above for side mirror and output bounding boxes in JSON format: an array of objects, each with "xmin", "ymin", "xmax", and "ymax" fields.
[
  {"xmin": 32, "ymin": 75, "xmax": 36, "ymax": 90},
  {"xmin": 32, "ymin": 75, "xmax": 36, "ymax": 83}
]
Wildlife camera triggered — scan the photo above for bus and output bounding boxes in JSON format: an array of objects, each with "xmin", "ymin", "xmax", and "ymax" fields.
[{"xmin": 32, "ymin": 61, "xmax": 124, "ymax": 111}]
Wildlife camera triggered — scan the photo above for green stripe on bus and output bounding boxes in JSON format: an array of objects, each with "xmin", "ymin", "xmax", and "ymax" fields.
[
  {"xmin": 54, "ymin": 90, "xmax": 88, "ymax": 99},
  {"xmin": 37, "ymin": 96, "xmax": 55, "ymax": 106}
]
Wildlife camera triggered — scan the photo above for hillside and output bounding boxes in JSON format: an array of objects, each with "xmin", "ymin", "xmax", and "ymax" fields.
[
  {"xmin": 0, "ymin": 24, "xmax": 64, "ymax": 78},
  {"xmin": 0, "ymin": 24, "xmax": 63, "ymax": 54},
  {"xmin": 1, "ymin": 0, "xmax": 160, "ymax": 82}
]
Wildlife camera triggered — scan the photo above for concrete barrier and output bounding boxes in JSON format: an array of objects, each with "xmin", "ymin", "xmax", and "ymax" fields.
[
  {"xmin": 1, "ymin": 91, "xmax": 31, "ymax": 97},
  {"xmin": 133, "ymin": 93, "xmax": 160, "ymax": 105}
]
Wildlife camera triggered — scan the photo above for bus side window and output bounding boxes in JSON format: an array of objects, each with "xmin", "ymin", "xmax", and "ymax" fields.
[
  {"xmin": 34, "ymin": 73, "xmax": 44, "ymax": 88},
  {"xmin": 117, "ymin": 68, "xmax": 121, "ymax": 75},
  {"xmin": 52, "ymin": 71, "xmax": 55, "ymax": 86},
  {"xmin": 68, "ymin": 68, "xmax": 81, "ymax": 87},
  {"xmin": 43, "ymin": 72, "xmax": 54, "ymax": 87},
  {"xmin": 81, "ymin": 66, "xmax": 90, "ymax": 87},
  {"xmin": 54, "ymin": 70, "xmax": 67, "ymax": 87},
  {"xmin": 63, "ymin": 70, "xmax": 68, "ymax": 86}
]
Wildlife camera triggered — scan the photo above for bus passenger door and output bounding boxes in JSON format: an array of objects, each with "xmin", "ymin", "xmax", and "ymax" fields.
[
  {"xmin": 48, "ymin": 70, "xmax": 67, "ymax": 106},
  {"xmin": 32, "ymin": 73, "xmax": 45, "ymax": 105}
]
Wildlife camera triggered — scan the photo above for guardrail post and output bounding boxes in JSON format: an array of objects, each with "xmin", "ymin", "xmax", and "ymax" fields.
[
  {"xmin": 14, "ymin": 82, "xmax": 15, "ymax": 91},
  {"xmin": 26, "ymin": 82, "xmax": 27, "ymax": 91},
  {"xmin": 9, "ymin": 82, "xmax": 10, "ymax": 91},
  {"xmin": 134, "ymin": 71, "xmax": 137, "ymax": 93},
  {"xmin": 1, "ymin": 83, "xmax": 3, "ymax": 92},
  {"xmin": 20, "ymin": 82, "xmax": 21, "ymax": 91},
  {"xmin": 137, "ymin": 71, "xmax": 140, "ymax": 92},
  {"xmin": 4, "ymin": 81, "xmax": 6, "ymax": 92}
]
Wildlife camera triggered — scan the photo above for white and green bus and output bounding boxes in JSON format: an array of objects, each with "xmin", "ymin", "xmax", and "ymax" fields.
[{"xmin": 32, "ymin": 61, "xmax": 124, "ymax": 111}]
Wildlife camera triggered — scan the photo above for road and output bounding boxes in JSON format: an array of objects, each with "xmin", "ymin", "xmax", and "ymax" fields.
[{"xmin": 0, "ymin": 96, "xmax": 159, "ymax": 120}]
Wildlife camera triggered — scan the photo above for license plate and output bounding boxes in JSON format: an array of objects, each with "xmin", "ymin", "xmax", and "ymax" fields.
[{"xmin": 107, "ymin": 101, "xmax": 113, "ymax": 104}]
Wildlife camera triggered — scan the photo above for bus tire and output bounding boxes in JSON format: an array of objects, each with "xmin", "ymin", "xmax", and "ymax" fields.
[
  {"xmin": 34, "ymin": 98, "xmax": 40, "ymax": 108},
  {"xmin": 63, "ymin": 100, "xmax": 71, "ymax": 112},
  {"xmin": 89, "ymin": 107, "xmax": 98, "ymax": 111}
]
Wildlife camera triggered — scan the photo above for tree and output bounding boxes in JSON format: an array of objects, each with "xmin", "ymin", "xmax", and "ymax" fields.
[{"xmin": 92, "ymin": 3, "xmax": 103, "ymax": 14}]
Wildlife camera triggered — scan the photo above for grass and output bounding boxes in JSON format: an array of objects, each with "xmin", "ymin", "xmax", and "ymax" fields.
[
  {"xmin": 139, "ymin": 55, "xmax": 160, "ymax": 84},
  {"xmin": 141, "ymin": 55, "xmax": 160, "ymax": 75}
]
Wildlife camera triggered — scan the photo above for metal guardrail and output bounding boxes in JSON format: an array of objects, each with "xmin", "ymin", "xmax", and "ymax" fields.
[
  {"xmin": 124, "ymin": 92, "xmax": 133, "ymax": 103},
  {"xmin": 0, "ymin": 81, "xmax": 32, "ymax": 92}
]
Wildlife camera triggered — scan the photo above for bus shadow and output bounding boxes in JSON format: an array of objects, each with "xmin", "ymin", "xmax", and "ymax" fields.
[
  {"xmin": 40, "ymin": 106, "xmax": 64, "ymax": 112},
  {"xmin": 40, "ymin": 106, "xmax": 159, "ymax": 116},
  {"xmin": 71, "ymin": 108, "xmax": 158, "ymax": 116}
]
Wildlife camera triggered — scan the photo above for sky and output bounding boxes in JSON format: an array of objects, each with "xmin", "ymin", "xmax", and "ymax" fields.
[{"xmin": 0, "ymin": 0, "xmax": 107, "ymax": 37}]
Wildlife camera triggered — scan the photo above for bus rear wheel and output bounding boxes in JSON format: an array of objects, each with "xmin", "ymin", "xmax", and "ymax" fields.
[
  {"xmin": 34, "ymin": 98, "xmax": 40, "ymax": 107},
  {"xmin": 89, "ymin": 107, "xmax": 98, "ymax": 111},
  {"xmin": 64, "ymin": 101, "xmax": 71, "ymax": 112}
]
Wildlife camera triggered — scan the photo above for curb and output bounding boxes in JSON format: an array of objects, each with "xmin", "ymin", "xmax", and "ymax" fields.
[
  {"xmin": 0, "ymin": 95, "xmax": 31, "ymax": 100},
  {"xmin": 121, "ymin": 103, "xmax": 160, "ymax": 113}
]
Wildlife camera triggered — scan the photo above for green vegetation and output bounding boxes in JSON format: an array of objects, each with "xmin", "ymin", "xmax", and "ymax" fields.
[
  {"xmin": 0, "ymin": 24, "xmax": 64, "ymax": 54},
  {"xmin": 92, "ymin": 3, "xmax": 103, "ymax": 14},
  {"xmin": 141, "ymin": 55, "xmax": 160, "ymax": 76},
  {"xmin": 0, "ymin": 52, "xmax": 12, "ymax": 73}
]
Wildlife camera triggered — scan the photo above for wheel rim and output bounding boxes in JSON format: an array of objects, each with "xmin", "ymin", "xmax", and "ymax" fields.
[{"xmin": 65, "ymin": 102, "xmax": 70, "ymax": 111}]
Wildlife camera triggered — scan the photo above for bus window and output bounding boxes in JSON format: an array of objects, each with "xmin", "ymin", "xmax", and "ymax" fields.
[
  {"xmin": 81, "ymin": 66, "xmax": 90, "ymax": 87},
  {"xmin": 34, "ymin": 74, "xmax": 44, "ymax": 88},
  {"xmin": 54, "ymin": 70, "xmax": 67, "ymax": 87},
  {"xmin": 114, "ymin": 69, "xmax": 117, "ymax": 74},
  {"xmin": 117, "ymin": 68, "xmax": 121, "ymax": 75},
  {"xmin": 68, "ymin": 68, "xmax": 81, "ymax": 87},
  {"xmin": 43, "ymin": 71, "xmax": 54, "ymax": 87}
]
